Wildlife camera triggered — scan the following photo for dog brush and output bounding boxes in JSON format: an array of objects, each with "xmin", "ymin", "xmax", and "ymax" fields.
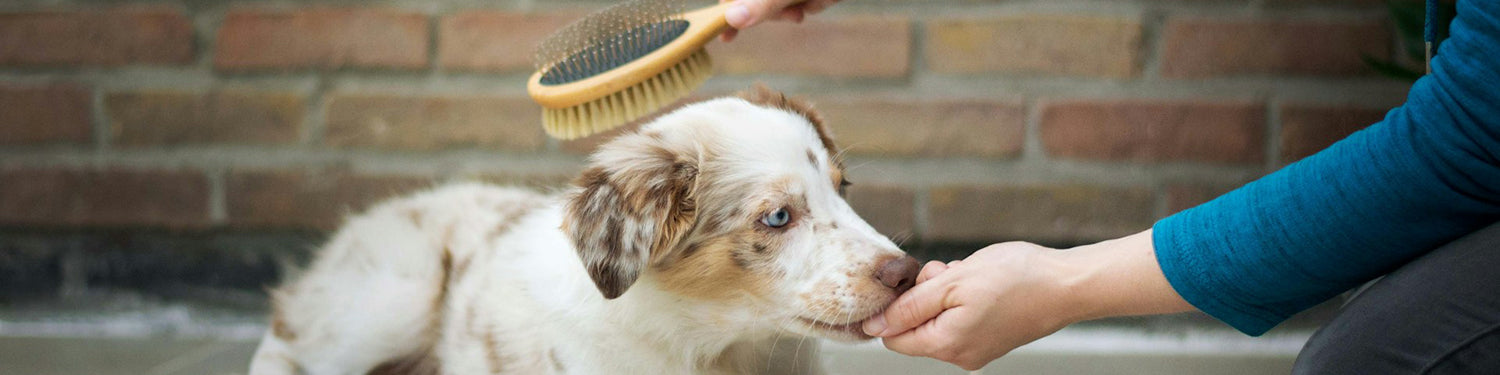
[{"xmin": 528, "ymin": 0, "xmax": 734, "ymax": 140}]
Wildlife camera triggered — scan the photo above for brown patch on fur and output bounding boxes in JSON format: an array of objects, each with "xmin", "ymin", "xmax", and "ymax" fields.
[
  {"xmin": 372, "ymin": 248, "xmax": 454, "ymax": 375},
  {"xmin": 404, "ymin": 208, "xmax": 424, "ymax": 226},
  {"xmin": 549, "ymin": 348, "xmax": 567, "ymax": 373},
  {"xmin": 368, "ymin": 350, "xmax": 442, "ymax": 375},
  {"xmin": 655, "ymin": 225, "xmax": 783, "ymax": 301},
  {"xmin": 436, "ymin": 248, "xmax": 453, "ymax": 313},
  {"xmin": 482, "ymin": 325, "xmax": 505, "ymax": 373},
  {"xmin": 806, "ymin": 149, "xmax": 819, "ymax": 167},
  {"xmin": 268, "ymin": 289, "xmax": 297, "ymax": 341},
  {"xmin": 269, "ymin": 314, "xmax": 296, "ymax": 341},
  {"xmin": 564, "ymin": 134, "xmax": 701, "ymax": 299}
]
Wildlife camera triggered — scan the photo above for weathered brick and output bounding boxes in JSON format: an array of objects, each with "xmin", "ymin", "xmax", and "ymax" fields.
[
  {"xmin": 0, "ymin": 168, "xmax": 209, "ymax": 228},
  {"xmin": 1160, "ymin": 16, "xmax": 1388, "ymax": 78},
  {"xmin": 925, "ymin": 14, "xmax": 1143, "ymax": 78},
  {"xmin": 707, "ymin": 16, "xmax": 910, "ymax": 78},
  {"xmin": 846, "ymin": 184, "xmax": 917, "ymax": 242},
  {"xmin": 324, "ymin": 94, "xmax": 545, "ymax": 151},
  {"xmin": 225, "ymin": 170, "xmax": 433, "ymax": 230},
  {"xmin": 105, "ymin": 90, "xmax": 305, "ymax": 147},
  {"xmin": 0, "ymin": 7, "xmax": 193, "ymax": 67},
  {"xmin": 927, "ymin": 185, "xmax": 1155, "ymax": 245},
  {"xmin": 215, "ymin": 8, "xmax": 428, "ymax": 71},
  {"xmin": 0, "ymin": 83, "xmax": 92, "ymax": 145},
  {"xmin": 1165, "ymin": 183, "xmax": 1242, "ymax": 216},
  {"xmin": 814, "ymin": 97, "xmax": 1025, "ymax": 158},
  {"xmin": 1280, "ymin": 103, "xmax": 1388, "ymax": 163},
  {"xmin": 439, "ymin": 11, "xmax": 582, "ymax": 72},
  {"xmin": 1039, "ymin": 99, "xmax": 1266, "ymax": 164}
]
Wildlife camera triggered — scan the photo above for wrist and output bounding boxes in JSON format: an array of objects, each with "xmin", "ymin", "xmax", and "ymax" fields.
[{"xmin": 1052, "ymin": 229, "xmax": 1194, "ymax": 324}]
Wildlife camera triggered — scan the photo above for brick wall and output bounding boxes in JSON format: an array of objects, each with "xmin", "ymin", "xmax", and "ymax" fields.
[{"xmin": 1, "ymin": 0, "xmax": 1410, "ymax": 265}]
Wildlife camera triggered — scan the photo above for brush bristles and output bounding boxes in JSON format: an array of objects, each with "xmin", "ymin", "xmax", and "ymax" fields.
[{"xmin": 542, "ymin": 49, "xmax": 713, "ymax": 140}]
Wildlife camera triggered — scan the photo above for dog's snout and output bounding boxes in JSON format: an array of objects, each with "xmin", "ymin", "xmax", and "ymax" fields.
[{"xmin": 876, "ymin": 256, "xmax": 921, "ymax": 294}]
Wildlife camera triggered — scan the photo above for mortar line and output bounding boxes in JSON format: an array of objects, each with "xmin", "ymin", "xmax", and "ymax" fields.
[
  {"xmin": 90, "ymin": 86, "xmax": 110, "ymax": 155},
  {"xmin": 1138, "ymin": 7, "xmax": 1168, "ymax": 82},
  {"xmin": 208, "ymin": 168, "xmax": 228, "ymax": 226},
  {"xmin": 1153, "ymin": 181, "xmax": 1171, "ymax": 220},
  {"xmin": 1265, "ymin": 97, "xmax": 1283, "ymax": 172},
  {"xmin": 912, "ymin": 185, "xmax": 931, "ymax": 252},
  {"xmin": 906, "ymin": 14, "xmax": 925, "ymax": 87},
  {"xmin": 1021, "ymin": 98, "xmax": 1046, "ymax": 163}
]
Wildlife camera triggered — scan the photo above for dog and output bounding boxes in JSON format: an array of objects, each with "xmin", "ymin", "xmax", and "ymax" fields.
[{"xmin": 247, "ymin": 85, "xmax": 922, "ymax": 375}]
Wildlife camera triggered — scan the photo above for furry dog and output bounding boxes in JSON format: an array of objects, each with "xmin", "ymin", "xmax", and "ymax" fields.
[{"xmin": 247, "ymin": 86, "xmax": 921, "ymax": 375}]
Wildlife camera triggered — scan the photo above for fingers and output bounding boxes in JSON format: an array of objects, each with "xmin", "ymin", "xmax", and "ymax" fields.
[
  {"xmin": 775, "ymin": 6, "xmax": 806, "ymax": 23},
  {"xmin": 879, "ymin": 310, "xmax": 953, "ymax": 356},
  {"xmin": 915, "ymin": 261, "xmax": 948, "ymax": 284},
  {"xmin": 863, "ymin": 273, "xmax": 955, "ymax": 337},
  {"xmin": 725, "ymin": 0, "xmax": 803, "ymax": 29}
]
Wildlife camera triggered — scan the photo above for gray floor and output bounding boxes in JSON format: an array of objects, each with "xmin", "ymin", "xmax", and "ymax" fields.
[
  {"xmin": 0, "ymin": 292, "xmax": 1330, "ymax": 374},
  {"xmin": 0, "ymin": 335, "xmax": 1298, "ymax": 375}
]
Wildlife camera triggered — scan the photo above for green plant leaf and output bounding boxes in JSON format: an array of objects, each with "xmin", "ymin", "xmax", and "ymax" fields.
[{"xmin": 1361, "ymin": 55, "xmax": 1423, "ymax": 81}]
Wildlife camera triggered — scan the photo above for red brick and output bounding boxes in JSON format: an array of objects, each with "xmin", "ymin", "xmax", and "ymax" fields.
[
  {"xmin": 1165, "ymin": 183, "xmax": 1243, "ymax": 216},
  {"xmin": 1040, "ymin": 99, "xmax": 1266, "ymax": 164},
  {"xmin": 439, "ymin": 11, "xmax": 583, "ymax": 72},
  {"xmin": 215, "ymin": 8, "xmax": 428, "ymax": 71},
  {"xmin": 926, "ymin": 14, "xmax": 1143, "ymax": 78},
  {"xmin": 225, "ymin": 170, "xmax": 433, "ymax": 229},
  {"xmin": 707, "ymin": 16, "xmax": 910, "ymax": 78},
  {"xmin": 0, "ymin": 83, "xmax": 92, "ymax": 145},
  {"xmin": 0, "ymin": 168, "xmax": 209, "ymax": 228},
  {"xmin": 0, "ymin": 7, "xmax": 193, "ymax": 66},
  {"xmin": 104, "ymin": 90, "xmax": 305, "ymax": 147},
  {"xmin": 1160, "ymin": 16, "xmax": 1388, "ymax": 78},
  {"xmin": 927, "ymin": 185, "xmax": 1155, "ymax": 245},
  {"xmin": 846, "ymin": 184, "xmax": 917, "ymax": 242},
  {"xmin": 323, "ymin": 94, "xmax": 545, "ymax": 151},
  {"xmin": 1279, "ymin": 104, "xmax": 1388, "ymax": 163},
  {"xmin": 814, "ymin": 96, "xmax": 1025, "ymax": 158}
]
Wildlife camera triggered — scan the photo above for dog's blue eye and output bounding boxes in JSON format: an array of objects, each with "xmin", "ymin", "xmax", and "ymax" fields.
[{"xmin": 761, "ymin": 208, "xmax": 791, "ymax": 228}]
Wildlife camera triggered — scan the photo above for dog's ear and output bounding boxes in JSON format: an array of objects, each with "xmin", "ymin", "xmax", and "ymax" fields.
[{"xmin": 563, "ymin": 132, "xmax": 700, "ymax": 299}]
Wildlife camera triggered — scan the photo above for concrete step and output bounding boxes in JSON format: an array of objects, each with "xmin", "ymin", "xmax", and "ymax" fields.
[{"xmin": 0, "ymin": 330, "xmax": 1304, "ymax": 375}]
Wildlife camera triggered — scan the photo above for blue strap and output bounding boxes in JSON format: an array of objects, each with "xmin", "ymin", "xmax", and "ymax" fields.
[{"xmin": 1427, "ymin": 0, "xmax": 1437, "ymax": 72}]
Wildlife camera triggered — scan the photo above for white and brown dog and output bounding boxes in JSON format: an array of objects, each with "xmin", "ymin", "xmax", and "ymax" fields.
[{"xmin": 247, "ymin": 86, "xmax": 921, "ymax": 375}]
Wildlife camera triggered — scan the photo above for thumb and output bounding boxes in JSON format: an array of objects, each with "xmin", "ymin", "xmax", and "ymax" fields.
[
  {"xmin": 724, "ymin": 0, "xmax": 800, "ymax": 29},
  {"xmin": 863, "ymin": 274, "xmax": 953, "ymax": 337}
]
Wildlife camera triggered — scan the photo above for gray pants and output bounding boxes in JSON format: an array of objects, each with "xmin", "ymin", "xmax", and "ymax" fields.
[{"xmin": 1294, "ymin": 222, "xmax": 1500, "ymax": 374}]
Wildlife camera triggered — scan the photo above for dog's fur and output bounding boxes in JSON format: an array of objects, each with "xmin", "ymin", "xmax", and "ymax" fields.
[{"xmin": 247, "ymin": 86, "xmax": 918, "ymax": 375}]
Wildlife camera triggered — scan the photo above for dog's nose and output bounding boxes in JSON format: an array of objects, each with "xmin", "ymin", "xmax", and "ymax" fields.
[{"xmin": 876, "ymin": 256, "xmax": 921, "ymax": 294}]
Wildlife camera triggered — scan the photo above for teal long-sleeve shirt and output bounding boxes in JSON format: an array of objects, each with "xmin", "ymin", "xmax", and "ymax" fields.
[{"xmin": 1153, "ymin": 0, "xmax": 1500, "ymax": 336}]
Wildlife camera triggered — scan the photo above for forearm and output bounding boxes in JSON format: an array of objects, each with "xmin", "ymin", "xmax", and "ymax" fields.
[{"xmin": 1052, "ymin": 229, "xmax": 1195, "ymax": 324}]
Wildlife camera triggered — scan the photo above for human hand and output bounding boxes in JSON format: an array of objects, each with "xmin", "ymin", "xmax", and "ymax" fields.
[
  {"xmin": 859, "ymin": 242, "xmax": 1081, "ymax": 370},
  {"xmin": 719, "ymin": 0, "xmax": 842, "ymax": 42},
  {"xmin": 859, "ymin": 230, "xmax": 1193, "ymax": 370}
]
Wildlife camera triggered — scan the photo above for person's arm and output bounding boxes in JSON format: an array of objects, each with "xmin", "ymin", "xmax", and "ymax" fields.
[
  {"xmin": 862, "ymin": 230, "xmax": 1194, "ymax": 371},
  {"xmin": 1156, "ymin": 0, "xmax": 1500, "ymax": 336},
  {"xmin": 864, "ymin": 0, "xmax": 1500, "ymax": 369}
]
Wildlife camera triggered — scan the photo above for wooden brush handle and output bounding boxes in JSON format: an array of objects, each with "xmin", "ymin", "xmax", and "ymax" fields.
[{"xmin": 528, "ymin": 2, "xmax": 733, "ymax": 109}]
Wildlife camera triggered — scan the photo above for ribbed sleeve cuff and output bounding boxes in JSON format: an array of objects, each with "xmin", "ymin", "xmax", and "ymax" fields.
[{"xmin": 1153, "ymin": 213, "xmax": 1281, "ymax": 336}]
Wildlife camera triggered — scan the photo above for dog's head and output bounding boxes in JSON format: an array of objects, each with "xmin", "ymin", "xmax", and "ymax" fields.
[{"xmin": 562, "ymin": 85, "xmax": 919, "ymax": 342}]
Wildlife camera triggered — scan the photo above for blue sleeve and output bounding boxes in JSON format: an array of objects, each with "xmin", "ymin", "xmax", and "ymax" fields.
[{"xmin": 1152, "ymin": 0, "xmax": 1500, "ymax": 336}]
